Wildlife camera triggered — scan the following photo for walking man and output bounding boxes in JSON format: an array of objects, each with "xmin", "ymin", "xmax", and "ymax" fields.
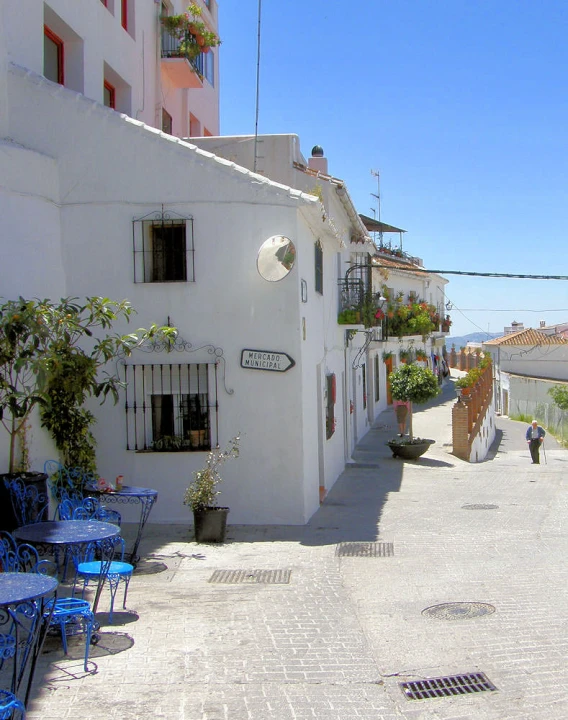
[{"xmin": 525, "ymin": 420, "xmax": 545, "ymax": 464}]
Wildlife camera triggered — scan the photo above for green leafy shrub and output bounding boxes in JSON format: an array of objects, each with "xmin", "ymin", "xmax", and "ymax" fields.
[{"xmin": 183, "ymin": 435, "xmax": 240, "ymax": 512}]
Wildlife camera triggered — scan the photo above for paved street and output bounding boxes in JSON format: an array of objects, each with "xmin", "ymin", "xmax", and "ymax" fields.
[{"xmin": 24, "ymin": 377, "xmax": 568, "ymax": 719}]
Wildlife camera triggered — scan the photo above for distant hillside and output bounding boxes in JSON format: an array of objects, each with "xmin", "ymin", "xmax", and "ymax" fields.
[{"xmin": 446, "ymin": 332, "xmax": 502, "ymax": 349}]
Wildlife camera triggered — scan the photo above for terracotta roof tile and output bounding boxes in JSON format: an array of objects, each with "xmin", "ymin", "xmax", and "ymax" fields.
[
  {"xmin": 483, "ymin": 329, "xmax": 568, "ymax": 346},
  {"xmin": 373, "ymin": 256, "xmax": 426, "ymax": 278}
]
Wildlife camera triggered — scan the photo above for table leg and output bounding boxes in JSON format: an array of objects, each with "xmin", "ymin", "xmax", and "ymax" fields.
[
  {"xmin": 128, "ymin": 496, "xmax": 157, "ymax": 565},
  {"xmin": 3, "ymin": 593, "xmax": 57, "ymax": 707},
  {"xmin": 22, "ymin": 594, "xmax": 56, "ymax": 706},
  {"xmin": 91, "ymin": 537, "xmax": 117, "ymax": 614}
]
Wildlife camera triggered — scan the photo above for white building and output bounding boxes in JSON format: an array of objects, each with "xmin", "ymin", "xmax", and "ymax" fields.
[
  {"xmin": 483, "ymin": 328, "xmax": 568, "ymax": 417},
  {"xmin": 0, "ymin": 1, "xmax": 450, "ymax": 526}
]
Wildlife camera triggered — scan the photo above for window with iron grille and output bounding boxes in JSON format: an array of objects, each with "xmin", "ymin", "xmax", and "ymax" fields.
[
  {"xmin": 124, "ymin": 363, "xmax": 217, "ymax": 452},
  {"xmin": 315, "ymin": 240, "xmax": 323, "ymax": 295},
  {"xmin": 132, "ymin": 209, "xmax": 194, "ymax": 283}
]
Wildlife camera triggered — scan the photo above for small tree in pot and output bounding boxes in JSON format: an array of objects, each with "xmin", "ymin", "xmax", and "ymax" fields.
[
  {"xmin": 184, "ymin": 435, "xmax": 240, "ymax": 543},
  {"xmin": 387, "ymin": 364, "xmax": 441, "ymax": 459}
]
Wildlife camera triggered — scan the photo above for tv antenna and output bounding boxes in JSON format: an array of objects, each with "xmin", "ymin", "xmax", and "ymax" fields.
[{"xmin": 370, "ymin": 169, "xmax": 382, "ymax": 247}]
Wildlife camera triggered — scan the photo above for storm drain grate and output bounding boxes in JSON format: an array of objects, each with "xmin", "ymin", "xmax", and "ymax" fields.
[
  {"xmin": 208, "ymin": 569, "xmax": 291, "ymax": 584},
  {"xmin": 335, "ymin": 542, "xmax": 394, "ymax": 557},
  {"xmin": 400, "ymin": 672, "xmax": 497, "ymax": 700},
  {"xmin": 462, "ymin": 503, "xmax": 499, "ymax": 510}
]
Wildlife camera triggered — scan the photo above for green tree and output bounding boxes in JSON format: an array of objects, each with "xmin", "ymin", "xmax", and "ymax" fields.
[
  {"xmin": 548, "ymin": 385, "xmax": 568, "ymax": 411},
  {"xmin": 0, "ymin": 296, "xmax": 176, "ymax": 473},
  {"xmin": 388, "ymin": 363, "xmax": 441, "ymax": 440}
]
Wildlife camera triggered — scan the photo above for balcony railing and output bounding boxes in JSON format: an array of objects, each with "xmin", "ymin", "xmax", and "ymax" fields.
[
  {"xmin": 161, "ymin": 31, "xmax": 205, "ymax": 77},
  {"xmin": 337, "ymin": 278, "xmax": 364, "ymax": 313}
]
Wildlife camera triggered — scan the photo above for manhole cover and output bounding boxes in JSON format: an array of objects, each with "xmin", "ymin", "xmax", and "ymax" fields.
[
  {"xmin": 400, "ymin": 672, "xmax": 497, "ymax": 700},
  {"xmin": 208, "ymin": 569, "xmax": 291, "ymax": 584},
  {"xmin": 422, "ymin": 602, "xmax": 496, "ymax": 620},
  {"xmin": 336, "ymin": 542, "xmax": 394, "ymax": 557},
  {"xmin": 462, "ymin": 504, "xmax": 499, "ymax": 510}
]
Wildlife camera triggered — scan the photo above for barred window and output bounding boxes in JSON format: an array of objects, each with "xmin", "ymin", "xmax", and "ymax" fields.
[
  {"xmin": 125, "ymin": 363, "xmax": 217, "ymax": 452},
  {"xmin": 133, "ymin": 209, "xmax": 194, "ymax": 283}
]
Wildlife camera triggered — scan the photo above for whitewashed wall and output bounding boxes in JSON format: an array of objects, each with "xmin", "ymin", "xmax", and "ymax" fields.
[
  {"xmin": 498, "ymin": 345, "xmax": 568, "ymax": 381},
  {"xmin": 1, "ymin": 64, "xmax": 352, "ymax": 525},
  {"xmin": 468, "ymin": 403, "xmax": 496, "ymax": 463},
  {"xmin": 3, "ymin": 0, "xmax": 218, "ymax": 137}
]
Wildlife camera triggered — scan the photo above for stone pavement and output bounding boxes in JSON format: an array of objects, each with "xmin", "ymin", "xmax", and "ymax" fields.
[{"xmin": 22, "ymin": 377, "xmax": 568, "ymax": 719}]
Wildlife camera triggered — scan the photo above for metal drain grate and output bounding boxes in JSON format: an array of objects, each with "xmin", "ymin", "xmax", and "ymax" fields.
[
  {"xmin": 400, "ymin": 672, "xmax": 497, "ymax": 700},
  {"xmin": 335, "ymin": 542, "xmax": 394, "ymax": 557},
  {"xmin": 208, "ymin": 569, "xmax": 291, "ymax": 584},
  {"xmin": 462, "ymin": 504, "xmax": 499, "ymax": 510}
]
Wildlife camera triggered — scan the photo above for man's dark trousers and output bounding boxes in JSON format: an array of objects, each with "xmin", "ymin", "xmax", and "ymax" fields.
[{"xmin": 529, "ymin": 438, "xmax": 541, "ymax": 464}]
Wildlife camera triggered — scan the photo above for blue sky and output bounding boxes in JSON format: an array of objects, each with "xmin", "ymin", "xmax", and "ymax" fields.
[{"xmin": 219, "ymin": 1, "xmax": 568, "ymax": 338}]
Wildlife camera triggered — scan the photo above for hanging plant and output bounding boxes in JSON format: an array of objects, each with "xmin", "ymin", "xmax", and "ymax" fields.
[{"xmin": 161, "ymin": 3, "xmax": 221, "ymax": 59}]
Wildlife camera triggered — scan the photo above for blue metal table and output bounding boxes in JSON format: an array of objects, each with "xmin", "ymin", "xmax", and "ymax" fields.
[
  {"xmin": 0, "ymin": 572, "xmax": 58, "ymax": 705},
  {"xmin": 14, "ymin": 521, "xmax": 119, "ymax": 613},
  {"xmin": 85, "ymin": 486, "xmax": 158, "ymax": 565}
]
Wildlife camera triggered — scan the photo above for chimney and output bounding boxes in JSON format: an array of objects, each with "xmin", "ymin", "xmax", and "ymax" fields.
[
  {"xmin": 308, "ymin": 145, "xmax": 328, "ymax": 175},
  {"xmin": 540, "ymin": 320, "xmax": 546, "ymax": 328}
]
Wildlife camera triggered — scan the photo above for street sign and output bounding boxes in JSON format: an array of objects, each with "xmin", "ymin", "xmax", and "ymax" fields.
[{"xmin": 240, "ymin": 349, "xmax": 295, "ymax": 373}]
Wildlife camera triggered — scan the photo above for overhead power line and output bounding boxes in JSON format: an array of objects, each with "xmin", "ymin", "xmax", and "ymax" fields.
[{"xmin": 396, "ymin": 268, "xmax": 568, "ymax": 280}]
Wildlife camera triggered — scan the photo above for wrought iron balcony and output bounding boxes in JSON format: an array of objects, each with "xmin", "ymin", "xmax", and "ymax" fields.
[
  {"xmin": 161, "ymin": 31, "xmax": 204, "ymax": 89},
  {"xmin": 338, "ymin": 278, "xmax": 364, "ymax": 314}
]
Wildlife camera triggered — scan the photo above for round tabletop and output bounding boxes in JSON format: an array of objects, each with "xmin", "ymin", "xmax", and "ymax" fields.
[
  {"xmin": 0, "ymin": 572, "xmax": 58, "ymax": 606},
  {"xmin": 14, "ymin": 520, "xmax": 120, "ymax": 545},
  {"xmin": 85, "ymin": 485, "xmax": 158, "ymax": 498}
]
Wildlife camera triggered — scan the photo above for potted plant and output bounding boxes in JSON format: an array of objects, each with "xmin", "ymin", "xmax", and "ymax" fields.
[
  {"xmin": 455, "ymin": 366, "xmax": 483, "ymax": 396},
  {"xmin": 386, "ymin": 363, "xmax": 441, "ymax": 459},
  {"xmin": 161, "ymin": 3, "xmax": 221, "ymax": 62},
  {"xmin": 150, "ymin": 435, "xmax": 192, "ymax": 452},
  {"xmin": 337, "ymin": 309, "xmax": 358, "ymax": 325},
  {"xmin": 183, "ymin": 435, "xmax": 240, "ymax": 543}
]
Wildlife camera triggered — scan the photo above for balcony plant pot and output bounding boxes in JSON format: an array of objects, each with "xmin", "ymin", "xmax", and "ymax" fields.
[
  {"xmin": 387, "ymin": 439, "xmax": 434, "ymax": 460},
  {"xmin": 193, "ymin": 507, "xmax": 229, "ymax": 543},
  {"xmin": 0, "ymin": 471, "xmax": 49, "ymax": 531}
]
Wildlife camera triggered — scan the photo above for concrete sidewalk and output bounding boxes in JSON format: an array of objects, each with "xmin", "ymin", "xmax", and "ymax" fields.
[{"xmin": 22, "ymin": 381, "xmax": 568, "ymax": 719}]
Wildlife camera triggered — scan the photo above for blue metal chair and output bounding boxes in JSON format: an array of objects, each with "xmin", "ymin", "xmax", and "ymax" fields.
[
  {"xmin": 0, "ymin": 532, "xmax": 94, "ymax": 673},
  {"xmin": 73, "ymin": 503, "xmax": 122, "ymax": 527},
  {"xmin": 44, "ymin": 461, "xmax": 85, "ymax": 509},
  {"xmin": 3, "ymin": 478, "xmax": 49, "ymax": 528},
  {"xmin": 72, "ymin": 537, "xmax": 133, "ymax": 624},
  {"xmin": 0, "ymin": 689, "xmax": 25, "ymax": 719},
  {"xmin": 44, "ymin": 597, "xmax": 94, "ymax": 672}
]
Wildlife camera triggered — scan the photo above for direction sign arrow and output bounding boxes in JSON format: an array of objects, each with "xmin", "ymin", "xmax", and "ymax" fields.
[{"xmin": 240, "ymin": 349, "xmax": 296, "ymax": 373}]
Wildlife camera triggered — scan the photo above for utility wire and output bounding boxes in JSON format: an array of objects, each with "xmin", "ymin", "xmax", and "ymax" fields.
[
  {"xmin": 397, "ymin": 268, "xmax": 568, "ymax": 280},
  {"xmin": 460, "ymin": 308, "xmax": 568, "ymax": 312},
  {"xmin": 253, "ymin": 0, "xmax": 262, "ymax": 173}
]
